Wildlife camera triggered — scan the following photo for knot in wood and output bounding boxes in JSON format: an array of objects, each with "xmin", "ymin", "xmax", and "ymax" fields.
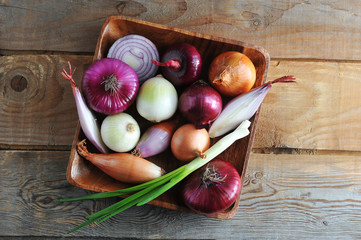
[{"xmin": 11, "ymin": 75, "xmax": 28, "ymax": 92}]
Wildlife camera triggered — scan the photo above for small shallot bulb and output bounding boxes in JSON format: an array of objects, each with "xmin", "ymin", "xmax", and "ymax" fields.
[
  {"xmin": 171, "ymin": 124, "xmax": 210, "ymax": 162},
  {"xmin": 208, "ymin": 51, "xmax": 256, "ymax": 97}
]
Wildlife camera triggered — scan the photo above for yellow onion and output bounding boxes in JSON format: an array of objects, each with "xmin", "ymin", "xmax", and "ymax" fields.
[
  {"xmin": 171, "ymin": 124, "xmax": 210, "ymax": 162},
  {"xmin": 208, "ymin": 51, "xmax": 256, "ymax": 97}
]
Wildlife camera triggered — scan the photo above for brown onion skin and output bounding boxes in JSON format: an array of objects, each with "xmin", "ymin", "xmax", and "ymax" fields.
[
  {"xmin": 77, "ymin": 140, "xmax": 164, "ymax": 184},
  {"xmin": 208, "ymin": 51, "xmax": 256, "ymax": 97},
  {"xmin": 181, "ymin": 158, "xmax": 241, "ymax": 215}
]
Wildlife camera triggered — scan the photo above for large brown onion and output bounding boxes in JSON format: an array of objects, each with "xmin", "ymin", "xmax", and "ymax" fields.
[{"xmin": 208, "ymin": 51, "xmax": 256, "ymax": 97}]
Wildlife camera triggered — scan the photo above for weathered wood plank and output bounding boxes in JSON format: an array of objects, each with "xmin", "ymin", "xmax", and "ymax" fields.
[
  {"xmin": 1, "ymin": 1, "xmax": 361, "ymax": 60},
  {"xmin": 254, "ymin": 60, "xmax": 361, "ymax": 151},
  {"xmin": 0, "ymin": 55, "xmax": 91, "ymax": 148},
  {"xmin": 1, "ymin": 55, "xmax": 361, "ymax": 152},
  {"xmin": 1, "ymin": 150, "xmax": 361, "ymax": 239}
]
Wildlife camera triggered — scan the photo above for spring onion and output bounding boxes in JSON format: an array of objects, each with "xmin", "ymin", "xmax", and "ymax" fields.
[{"xmin": 58, "ymin": 120, "xmax": 251, "ymax": 233}]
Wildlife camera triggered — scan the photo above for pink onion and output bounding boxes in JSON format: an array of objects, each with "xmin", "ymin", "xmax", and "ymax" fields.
[
  {"xmin": 61, "ymin": 62, "xmax": 109, "ymax": 153},
  {"xmin": 133, "ymin": 120, "xmax": 177, "ymax": 158},
  {"xmin": 107, "ymin": 34, "xmax": 159, "ymax": 83},
  {"xmin": 179, "ymin": 81, "xmax": 222, "ymax": 129},
  {"xmin": 81, "ymin": 58, "xmax": 139, "ymax": 115},
  {"xmin": 181, "ymin": 158, "xmax": 241, "ymax": 215}
]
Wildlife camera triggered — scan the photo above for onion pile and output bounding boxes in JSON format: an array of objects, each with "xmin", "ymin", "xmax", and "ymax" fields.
[{"xmin": 61, "ymin": 32, "xmax": 296, "ymax": 232}]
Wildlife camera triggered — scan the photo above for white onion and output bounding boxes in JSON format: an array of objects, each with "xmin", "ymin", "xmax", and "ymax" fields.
[
  {"xmin": 136, "ymin": 75, "xmax": 178, "ymax": 122},
  {"xmin": 100, "ymin": 113, "xmax": 140, "ymax": 152}
]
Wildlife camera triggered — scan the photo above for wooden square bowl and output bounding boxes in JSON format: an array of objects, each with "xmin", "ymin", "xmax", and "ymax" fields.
[{"xmin": 67, "ymin": 16, "xmax": 269, "ymax": 219}]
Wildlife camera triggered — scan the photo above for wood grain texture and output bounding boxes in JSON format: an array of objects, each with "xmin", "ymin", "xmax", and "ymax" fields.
[
  {"xmin": 254, "ymin": 60, "xmax": 361, "ymax": 151},
  {"xmin": 1, "ymin": 0, "xmax": 361, "ymax": 60},
  {"xmin": 0, "ymin": 55, "xmax": 91, "ymax": 149},
  {"xmin": 2, "ymin": 150, "xmax": 361, "ymax": 239}
]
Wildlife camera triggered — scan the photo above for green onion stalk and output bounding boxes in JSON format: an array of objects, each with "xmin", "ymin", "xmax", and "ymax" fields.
[{"xmin": 59, "ymin": 120, "xmax": 251, "ymax": 234}]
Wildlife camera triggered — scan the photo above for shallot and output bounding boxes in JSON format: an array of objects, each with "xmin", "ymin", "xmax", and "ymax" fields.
[
  {"xmin": 133, "ymin": 120, "xmax": 177, "ymax": 158},
  {"xmin": 77, "ymin": 140, "xmax": 164, "ymax": 184},
  {"xmin": 209, "ymin": 76, "xmax": 296, "ymax": 138},
  {"xmin": 61, "ymin": 62, "xmax": 109, "ymax": 153}
]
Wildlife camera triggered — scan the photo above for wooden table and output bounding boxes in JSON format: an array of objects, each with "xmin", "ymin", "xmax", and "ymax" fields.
[{"xmin": 1, "ymin": 1, "xmax": 361, "ymax": 239}]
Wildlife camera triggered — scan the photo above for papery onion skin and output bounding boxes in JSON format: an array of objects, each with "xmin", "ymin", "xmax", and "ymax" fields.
[
  {"xmin": 136, "ymin": 75, "xmax": 178, "ymax": 122},
  {"xmin": 154, "ymin": 43, "xmax": 202, "ymax": 87},
  {"xmin": 209, "ymin": 51, "xmax": 256, "ymax": 97},
  {"xmin": 182, "ymin": 158, "xmax": 241, "ymax": 215},
  {"xmin": 82, "ymin": 58, "xmax": 139, "ymax": 115},
  {"xmin": 107, "ymin": 34, "xmax": 159, "ymax": 83},
  {"xmin": 179, "ymin": 80, "xmax": 222, "ymax": 129},
  {"xmin": 171, "ymin": 124, "xmax": 210, "ymax": 162}
]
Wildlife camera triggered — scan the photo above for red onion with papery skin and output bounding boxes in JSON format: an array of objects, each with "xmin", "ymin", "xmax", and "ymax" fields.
[
  {"xmin": 179, "ymin": 81, "xmax": 222, "ymax": 129},
  {"xmin": 181, "ymin": 158, "xmax": 241, "ymax": 215},
  {"xmin": 107, "ymin": 34, "xmax": 159, "ymax": 83},
  {"xmin": 152, "ymin": 43, "xmax": 202, "ymax": 86},
  {"xmin": 82, "ymin": 58, "xmax": 139, "ymax": 115}
]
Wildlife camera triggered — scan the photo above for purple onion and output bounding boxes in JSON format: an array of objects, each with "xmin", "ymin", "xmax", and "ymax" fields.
[
  {"xmin": 182, "ymin": 158, "xmax": 241, "ymax": 215},
  {"xmin": 179, "ymin": 81, "xmax": 222, "ymax": 129},
  {"xmin": 107, "ymin": 34, "xmax": 159, "ymax": 83},
  {"xmin": 152, "ymin": 43, "xmax": 202, "ymax": 86},
  {"xmin": 82, "ymin": 58, "xmax": 139, "ymax": 115}
]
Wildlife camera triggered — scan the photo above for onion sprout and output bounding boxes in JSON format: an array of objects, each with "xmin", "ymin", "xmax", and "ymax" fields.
[{"xmin": 58, "ymin": 120, "xmax": 251, "ymax": 234}]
